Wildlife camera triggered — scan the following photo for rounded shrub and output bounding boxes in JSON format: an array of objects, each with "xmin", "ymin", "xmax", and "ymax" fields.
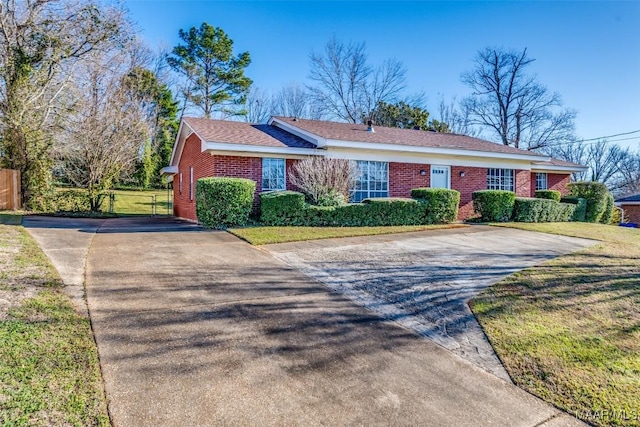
[
  {"xmin": 560, "ymin": 197, "xmax": 587, "ymax": 222},
  {"xmin": 534, "ymin": 190, "xmax": 561, "ymax": 202},
  {"xmin": 472, "ymin": 190, "xmax": 516, "ymax": 222},
  {"xmin": 513, "ymin": 197, "xmax": 576, "ymax": 222},
  {"xmin": 600, "ymin": 193, "xmax": 615, "ymax": 224},
  {"xmin": 260, "ymin": 191, "xmax": 305, "ymax": 225},
  {"xmin": 196, "ymin": 177, "xmax": 255, "ymax": 229},
  {"xmin": 568, "ymin": 182, "xmax": 611, "ymax": 223},
  {"xmin": 411, "ymin": 188, "xmax": 460, "ymax": 224}
]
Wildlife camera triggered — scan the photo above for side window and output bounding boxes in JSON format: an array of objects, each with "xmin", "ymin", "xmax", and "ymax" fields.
[
  {"xmin": 262, "ymin": 158, "xmax": 286, "ymax": 191},
  {"xmin": 535, "ymin": 173, "xmax": 548, "ymax": 190}
]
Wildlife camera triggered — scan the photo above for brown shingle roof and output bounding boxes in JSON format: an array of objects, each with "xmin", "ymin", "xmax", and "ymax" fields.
[
  {"xmin": 532, "ymin": 158, "xmax": 587, "ymax": 169},
  {"xmin": 183, "ymin": 117, "xmax": 316, "ymax": 149},
  {"xmin": 272, "ymin": 116, "xmax": 544, "ymax": 158}
]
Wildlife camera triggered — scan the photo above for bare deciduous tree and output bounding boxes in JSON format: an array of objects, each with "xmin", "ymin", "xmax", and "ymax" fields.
[
  {"xmin": 461, "ymin": 47, "xmax": 576, "ymax": 150},
  {"xmin": 0, "ymin": 0, "xmax": 126, "ymax": 208},
  {"xmin": 545, "ymin": 139, "xmax": 636, "ymax": 193},
  {"xmin": 307, "ymin": 37, "xmax": 406, "ymax": 123},
  {"xmin": 437, "ymin": 96, "xmax": 480, "ymax": 137},
  {"xmin": 273, "ymin": 83, "xmax": 315, "ymax": 118},
  {"xmin": 289, "ymin": 157, "xmax": 360, "ymax": 206},
  {"xmin": 243, "ymin": 87, "xmax": 272, "ymax": 123},
  {"xmin": 57, "ymin": 47, "xmax": 149, "ymax": 211}
]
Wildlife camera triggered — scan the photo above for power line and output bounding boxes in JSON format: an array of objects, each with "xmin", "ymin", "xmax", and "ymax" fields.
[{"xmin": 575, "ymin": 129, "xmax": 640, "ymax": 143}]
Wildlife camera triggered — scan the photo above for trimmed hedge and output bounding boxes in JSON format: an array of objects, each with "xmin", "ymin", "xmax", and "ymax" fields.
[
  {"xmin": 560, "ymin": 197, "xmax": 587, "ymax": 222},
  {"xmin": 259, "ymin": 191, "xmax": 305, "ymax": 226},
  {"xmin": 534, "ymin": 190, "xmax": 561, "ymax": 202},
  {"xmin": 259, "ymin": 191, "xmax": 460, "ymax": 227},
  {"xmin": 196, "ymin": 177, "xmax": 255, "ymax": 229},
  {"xmin": 568, "ymin": 182, "xmax": 611, "ymax": 223},
  {"xmin": 472, "ymin": 190, "xmax": 515, "ymax": 222},
  {"xmin": 411, "ymin": 188, "xmax": 460, "ymax": 224},
  {"xmin": 512, "ymin": 198, "xmax": 576, "ymax": 222}
]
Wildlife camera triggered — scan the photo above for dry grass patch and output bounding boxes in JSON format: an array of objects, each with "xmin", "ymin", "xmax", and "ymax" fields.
[
  {"xmin": 228, "ymin": 224, "xmax": 467, "ymax": 245},
  {"xmin": 0, "ymin": 225, "xmax": 109, "ymax": 426},
  {"xmin": 471, "ymin": 223, "xmax": 640, "ymax": 426}
]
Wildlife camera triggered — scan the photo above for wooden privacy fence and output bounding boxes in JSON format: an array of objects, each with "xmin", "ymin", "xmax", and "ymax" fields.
[{"xmin": 0, "ymin": 169, "xmax": 21, "ymax": 210}]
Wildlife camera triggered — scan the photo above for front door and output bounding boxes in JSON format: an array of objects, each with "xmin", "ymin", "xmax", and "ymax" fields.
[{"xmin": 430, "ymin": 165, "xmax": 450, "ymax": 189}]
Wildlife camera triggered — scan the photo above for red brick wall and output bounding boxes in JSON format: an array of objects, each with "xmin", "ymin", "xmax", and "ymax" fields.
[
  {"xmin": 548, "ymin": 173, "xmax": 571, "ymax": 195},
  {"xmin": 450, "ymin": 166, "xmax": 487, "ymax": 220},
  {"xmin": 622, "ymin": 205, "xmax": 640, "ymax": 223},
  {"xmin": 389, "ymin": 163, "xmax": 430, "ymax": 197},
  {"xmin": 515, "ymin": 170, "xmax": 530, "ymax": 198},
  {"xmin": 173, "ymin": 134, "xmax": 215, "ymax": 220},
  {"xmin": 529, "ymin": 172, "xmax": 571, "ymax": 197}
]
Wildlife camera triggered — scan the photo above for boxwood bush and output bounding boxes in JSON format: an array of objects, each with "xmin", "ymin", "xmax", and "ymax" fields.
[
  {"xmin": 560, "ymin": 197, "xmax": 587, "ymax": 222},
  {"xmin": 512, "ymin": 198, "xmax": 576, "ymax": 222},
  {"xmin": 411, "ymin": 188, "xmax": 460, "ymax": 224},
  {"xmin": 196, "ymin": 177, "xmax": 255, "ymax": 229},
  {"xmin": 260, "ymin": 191, "xmax": 306, "ymax": 225},
  {"xmin": 601, "ymin": 193, "xmax": 615, "ymax": 224},
  {"xmin": 472, "ymin": 190, "xmax": 516, "ymax": 222},
  {"xmin": 567, "ymin": 182, "xmax": 611, "ymax": 223},
  {"xmin": 259, "ymin": 191, "xmax": 457, "ymax": 226},
  {"xmin": 534, "ymin": 190, "xmax": 561, "ymax": 202}
]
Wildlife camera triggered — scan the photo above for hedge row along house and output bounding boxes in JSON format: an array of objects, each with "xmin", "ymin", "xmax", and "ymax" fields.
[{"xmin": 161, "ymin": 116, "xmax": 587, "ymax": 221}]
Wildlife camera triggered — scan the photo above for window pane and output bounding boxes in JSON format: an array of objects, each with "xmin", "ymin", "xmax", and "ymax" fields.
[{"xmin": 262, "ymin": 158, "xmax": 285, "ymax": 190}]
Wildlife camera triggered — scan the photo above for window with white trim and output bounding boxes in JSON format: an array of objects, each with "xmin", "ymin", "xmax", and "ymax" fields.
[
  {"xmin": 262, "ymin": 158, "xmax": 286, "ymax": 191},
  {"xmin": 487, "ymin": 168, "xmax": 514, "ymax": 191},
  {"xmin": 535, "ymin": 173, "xmax": 548, "ymax": 190},
  {"xmin": 189, "ymin": 166, "xmax": 194, "ymax": 201},
  {"xmin": 352, "ymin": 161, "xmax": 389, "ymax": 202}
]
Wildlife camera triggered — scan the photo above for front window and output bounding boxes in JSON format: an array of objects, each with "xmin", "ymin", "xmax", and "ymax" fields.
[
  {"xmin": 262, "ymin": 158, "xmax": 286, "ymax": 191},
  {"xmin": 535, "ymin": 173, "xmax": 547, "ymax": 190},
  {"xmin": 487, "ymin": 168, "xmax": 514, "ymax": 191},
  {"xmin": 352, "ymin": 161, "xmax": 389, "ymax": 202}
]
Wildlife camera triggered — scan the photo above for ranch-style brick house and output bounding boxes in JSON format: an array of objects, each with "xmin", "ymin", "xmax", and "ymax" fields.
[
  {"xmin": 615, "ymin": 194, "xmax": 640, "ymax": 224},
  {"xmin": 162, "ymin": 116, "xmax": 587, "ymax": 221}
]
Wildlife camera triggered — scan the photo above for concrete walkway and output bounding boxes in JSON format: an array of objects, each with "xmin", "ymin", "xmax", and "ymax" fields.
[{"xmin": 25, "ymin": 217, "xmax": 586, "ymax": 426}]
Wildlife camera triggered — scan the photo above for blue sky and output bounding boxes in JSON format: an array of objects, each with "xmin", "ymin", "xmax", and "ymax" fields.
[{"xmin": 124, "ymin": 1, "xmax": 640, "ymax": 149}]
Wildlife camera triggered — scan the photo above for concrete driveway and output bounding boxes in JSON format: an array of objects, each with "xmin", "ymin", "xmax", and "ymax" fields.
[
  {"xmin": 24, "ymin": 217, "xmax": 588, "ymax": 427},
  {"xmin": 264, "ymin": 226, "xmax": 596, "ymax": 380}
]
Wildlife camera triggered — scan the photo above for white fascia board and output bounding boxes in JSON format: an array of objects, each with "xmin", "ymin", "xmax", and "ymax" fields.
[
  {"xmin": 322, "ymin": 139, "xmax": 550, "ymax": 163},
  {"xmin": 169, "ymin": 120, "xmax": 198, "ymax": 167},
  {"xmin": 203, "ymin": 141, "xmax": 324, "ymax": 158},
  {"xmin": 324, "ymin": 147, "xmax": 534, "ymax": 170},
  {"xmin": 269, "ymin": 117, "xmax": 326, "ymax": 147},
  {"xmin": 160, "ymin": 166, "xmax": 178, "ymax": 175},
  {"xmin": 530, "ymin": 165, "xmax": 589, "ymax": 173}
]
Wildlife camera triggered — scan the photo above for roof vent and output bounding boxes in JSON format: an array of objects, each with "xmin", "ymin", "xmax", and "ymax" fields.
[
  {"xmin": 367, "ymin": 120, "xmax": 374, "ymax": 133},
  {"xmin": 292, "ymin": 117, "xmax": 298, "ymax": 121},
  {"xmin": 413, "ymin": 126, "xmax": 421, "ymax": 130}
]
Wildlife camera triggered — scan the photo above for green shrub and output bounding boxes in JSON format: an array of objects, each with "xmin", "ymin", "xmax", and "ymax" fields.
[
  {"xmin": 316, "ymin": 188, "xmax": 348, "ymax": 207},
  {"xmin": 560, "ymin": 197, "xmax": 587, "ymax": 222},
  {"xmin": 601, "ymin": 193, "xmax": 615, "ymax": 224},
  {"xmin": 411, "ymin": 188, "xmax": 460, "ymax": 224},
  {"xmin": 260, "ymin": 191, "xmax": 306, "ymax": 225},
  {"xmin": 610, "ymin": 205, "xmax": 622, "ymax": 225},
  {"xmin": 534, "ymin": 190, "xmax": 561, "ymax": 202},
  {"xmin": 52, "ymin": 189, "xmax": 92, "ymax": 213},
  {"xmin": 472, "ymin": 190, "xmax": 516, "ymax": 222},
  {"xmin": 568, "ymin": 182, "xmax": 611, "ymax": 223},
  {"xmin": 196, "ymin": 177, "xmax": 255, "ymax": 229},
  {"xmin": 360, "ymin": 198, "xmax": 425, "ymax": 226},
  {"xmin": 512, "ymin": 198, "xmax": 576, "ymax": 222},
  {"xmin": 304, "ymin": 205, "xmax": 337, "ymax": 226}
]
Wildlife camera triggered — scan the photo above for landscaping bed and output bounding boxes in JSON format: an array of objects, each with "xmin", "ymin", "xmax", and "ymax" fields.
[{"xmin": 471, "ymin": 223, "xmax": 640, "ymax": 426}]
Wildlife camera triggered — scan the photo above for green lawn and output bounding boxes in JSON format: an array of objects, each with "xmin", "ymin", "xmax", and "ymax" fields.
[
  {"xmin": 228, "ymin": 223, "xmax": 467, "ymax": 245},
  {"xmin": 471, "ymin": 223, "xmax": 640, "ymax": 427},
  {"xmin": 110, "ymin": 188, "xmax": 172, "ymax": 215},
  {"xmin": 0, "ymin": 225, "xmax": 109, "ymax": 426}
]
